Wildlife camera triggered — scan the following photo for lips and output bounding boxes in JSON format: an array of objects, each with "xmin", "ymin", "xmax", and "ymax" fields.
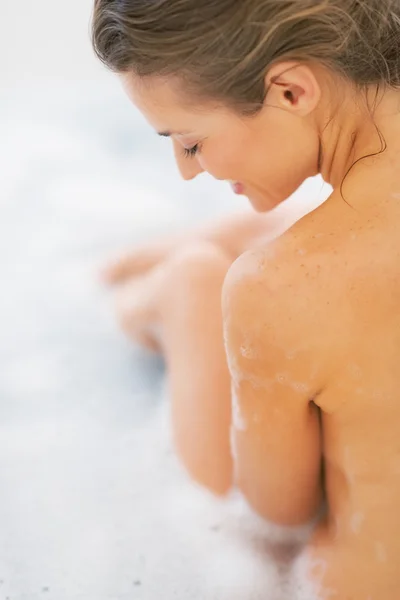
[{"xmin": 229, "ymin": 181, "xmax": 244, "ymax": 195}]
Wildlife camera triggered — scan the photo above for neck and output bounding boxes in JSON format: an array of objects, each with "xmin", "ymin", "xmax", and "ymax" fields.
[{"xmin": 318, "ymin": 85, "xmax": 400, "ymax": 189}]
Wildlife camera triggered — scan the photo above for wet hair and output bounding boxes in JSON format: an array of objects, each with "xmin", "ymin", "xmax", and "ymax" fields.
[
  {"xmin": 92, "ymin": 1, "xmax": 400, "ymax": 200},
  {"xmin": 92, "ymin": 0, "xmax": 400, "ymax": 114}
]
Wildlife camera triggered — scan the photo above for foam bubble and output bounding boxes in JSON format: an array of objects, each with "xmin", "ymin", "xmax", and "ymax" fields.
[
  {"xmin": 290, "ymin": 551, "xmax": 326, "ymax": 600},
  {"xmin": 231, "ymin": 384, "xmax": 247, "ymax": 431},
  {"xmin": 350, "ymin": 512, "xmax": 365, "ymax": 535},
  {"xmin": 375, "ymin": 542, "xmax": 388, "ymax": 563}
]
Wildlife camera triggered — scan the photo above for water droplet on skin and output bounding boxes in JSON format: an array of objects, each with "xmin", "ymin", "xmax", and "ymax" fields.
[
  {"xmin": 308, "ymin": 558, "xmax": 328, "ymax": 580},
  {"xmin": 292, "ymin": 382, "xmax": 309, "ymax": 394},
  {"xmin": 348, "ymin": 364, "xmax": 362, "ymax": 379},
  {"xmin": 376, "ymin": 542, "xmax": 387, "ymax": 563},
  {"xmin": 240, "ymin": 343, "xmax": 258, "ymax": 359},
  {"xmin": 230, "ymin": 427, "xmax": 239, "ymax": 462},
  {"xmin": 350, "ymin": 512, "xmax": 365, "ymax": 534},
  {"xmin": 232, "ymin": 387, "xmax": 247, "ymax": 431}
]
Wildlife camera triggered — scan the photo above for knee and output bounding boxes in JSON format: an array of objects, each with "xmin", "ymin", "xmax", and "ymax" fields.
[{"xmin": 165, "ymin": 241, "xmax": 232, "ymax": 290}]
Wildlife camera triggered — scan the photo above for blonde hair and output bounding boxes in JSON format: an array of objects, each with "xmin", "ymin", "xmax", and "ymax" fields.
[{"xmin": 92, "ymin": 0, "xmax": 400, "ymax": 114}]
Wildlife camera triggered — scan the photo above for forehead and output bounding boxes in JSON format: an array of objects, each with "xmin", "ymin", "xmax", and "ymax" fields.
[
  {"xmin": 121, "ymin": 73, "xmax": 182, "ymax": 113},
  {"xmin": 120, "ymin": 72, "xmax": 238, "ymax": 133}
]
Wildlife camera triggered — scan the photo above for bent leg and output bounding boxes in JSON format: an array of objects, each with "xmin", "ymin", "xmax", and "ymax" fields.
[{"xmin": 159, "ymin": 243, "xmax": 233, "ymax": 495}]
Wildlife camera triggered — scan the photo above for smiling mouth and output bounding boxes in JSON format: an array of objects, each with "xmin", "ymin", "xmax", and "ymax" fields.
[{"xmin": 229, "ymin": 181, "xmax": 244, "ymax": 195}]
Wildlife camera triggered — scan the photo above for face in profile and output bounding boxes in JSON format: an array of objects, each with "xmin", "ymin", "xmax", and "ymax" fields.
[{"xmin": 121, "ymin": 63, "xmax": 322, "ymax": 212}]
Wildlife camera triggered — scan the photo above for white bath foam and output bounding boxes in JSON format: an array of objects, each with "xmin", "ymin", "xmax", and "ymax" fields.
[
  {"xmin": 132, "ymin": 386, "xmax": 319, "ymax": 600},
  {"xmin": 0, "ymin": 74, "xmax": 334, "ymax": 599},
  {"xmin": 0, "ymin": 353, "xmax": 67, "ymax": 397},
  {"xmin": 225, "ymin": 491, "xmax": 317, "ymax": 548},
  {"xmin": 216, "ymin": 493, "xmax": 326, "ymax": 600},
  {"xmin": 202, "ymin": 538, "xmax": 282, "ymax": 600},
  {"xmin": 289, "ymin": 549, "xmax": 338, "ymax": 600},
  {"xmin": 130, "ymin": 402, "xmax": 284, "ymax": 600},
  {"xmin": 231, "ymin": 383, "xmax": 248, "ymax": 431}
]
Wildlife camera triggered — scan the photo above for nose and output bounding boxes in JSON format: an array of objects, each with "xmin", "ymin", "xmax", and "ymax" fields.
[{"xmin": 172, "ymin": 139, "xmax": 204, "ymax": 181}]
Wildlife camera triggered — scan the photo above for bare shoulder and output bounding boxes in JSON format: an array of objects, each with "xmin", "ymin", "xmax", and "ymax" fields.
[
  {"xmin": 221, "ymin": 226, "xmax": 338, "ymax": 394},
  {"xmin": 222, "ymin": 189, "xmax": 400, "ymax": 398},
  {"xmin": 222, "ymin": 221, "xmax": 335, "ymax": 336},
  {"xmin": 223, "ymin": 178, "xmax": 400, "ymax": 327}
]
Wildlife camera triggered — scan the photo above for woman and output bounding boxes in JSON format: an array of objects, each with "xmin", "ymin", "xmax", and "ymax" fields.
[{"xmin": 92, "ymin": 1, "xmax": 400, "ymax": 597}]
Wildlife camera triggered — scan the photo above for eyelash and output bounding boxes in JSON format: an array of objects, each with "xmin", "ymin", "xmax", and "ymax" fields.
[{"xmin": 183, "ymin": 143, "xmax": 201, "ymax": 158}]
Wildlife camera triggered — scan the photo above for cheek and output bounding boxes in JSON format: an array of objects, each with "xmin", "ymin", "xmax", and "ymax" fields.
[
  {"xmin": 199, "ymin": 120, "xmax": 318, "ymax": 194},
  {"xmin": 199, "ymin": 138, "xmax": 250, "ymax": 179},
  {"xmin": 250, "ymin": 122, "xmax": 319, "ymax": 185}
]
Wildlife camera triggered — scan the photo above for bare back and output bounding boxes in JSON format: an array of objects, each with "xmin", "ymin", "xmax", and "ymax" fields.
[{"xmin": 288, "ymin": 167, "xmax": 400, "ymax": 598}]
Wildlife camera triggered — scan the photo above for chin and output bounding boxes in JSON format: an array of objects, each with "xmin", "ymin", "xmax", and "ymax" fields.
[{"xmin": 246, "ymin": 191, "xmax": 282, "ymax": 213}]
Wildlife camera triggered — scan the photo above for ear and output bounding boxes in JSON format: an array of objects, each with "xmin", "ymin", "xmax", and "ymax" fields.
[{"xmin": 264, "ymin": 61, "xmax": 321, "ymax": 116}]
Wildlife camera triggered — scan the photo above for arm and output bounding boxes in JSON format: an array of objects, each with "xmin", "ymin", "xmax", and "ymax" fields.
[{"xmin": 222, "ymin": 247, "xmax": 325, "ymax": 526}]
